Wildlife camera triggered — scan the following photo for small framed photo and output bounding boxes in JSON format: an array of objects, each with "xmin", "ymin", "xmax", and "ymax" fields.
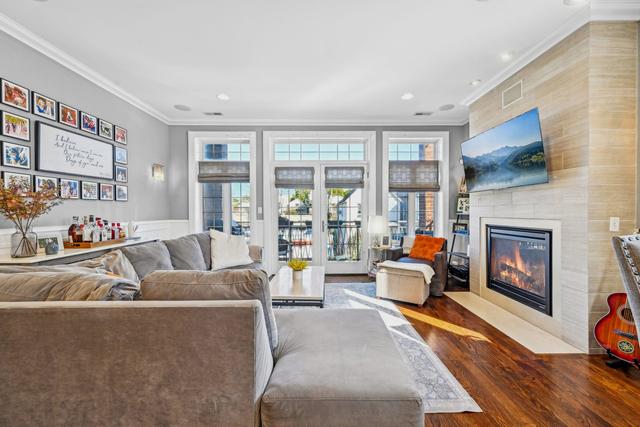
[
  {"xmin": 100, "ymin": 183, "xmax": 114, "ymax": 201},
  {"xmin": 114, "ymin": 125, "xmax": 127, "ymax": 144},
  {"xmin": 59, "ymin": 178, "xmax": 80, "ymax": 199},
  {"xmin": 2, "ymin": 111, "xmax": 30, "ymax": 141},
  {"xmin": 81, "ymin": 181, "xmax": 99, "ymax": 200},
  {"xmin": 453, "ymin": 222, "xmax": 469, "ymax": 235},
  {"xmin": 80, "ymin": 111, "xmax": 97, "ymax": 134},
  {"xmin": 456, "ymin": 196, "xmax": 470, "ymax": 214},
  {"xmin": 59, "ymin": 103, "xmax": 79, "ymax": 128},
  {"xmin": 2, "ymin": 171, "xmax": 31, "ymax": 195},
  {"xmin": 37, "ymin": 232, "xmax": 64, "ymax": 255},
  {"xmin": 114, "ymin": 146, "xmax": 127, "ymax": 164},
  {"xmin": 98, "ymin": 119, "xmax": 113, "ymax": 139},
  {"xmin": 32, "ymin": 92, "xmax": 57, "ymax": 121},
  {"xmin": 115, "ymin": 165, "xmax": 128, "ymax": 183},
  {"xmin": 2, "ymin": 141, "xmax": 31, "ymax": 169},
  {"xmin": 1, "ymin": 79, "xmax": 29, "ymax": 111},
  {"xmin": 34, "ymin": 175, "xmax": 58, "ymax": 192},
  {"xmin": 115, "ymin": 185, "xmax": 128, "ymax": 202},
  {"xmin": 381, "ymin": 235, "xmax": 390, "ymax": 248}
]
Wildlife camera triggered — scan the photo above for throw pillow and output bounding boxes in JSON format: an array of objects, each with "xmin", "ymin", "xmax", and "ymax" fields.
[
  {"xmin": 163, "ymin": 235, "xmax": 208, "ymax": 271},
  {"xmin": 409, "ymin": 235, "xmax": 446, "ymax": 262},
  {"xmin": 192, "ymin": 232, "xmax": 212, "ymax": 270},
  {"xmin": 209, "ymin": 229, "xmax": 254, "ymax": 271},
  {"xmin": 73, "ymin": 249, "xmax": 140, "ymax": 283},
  {"xmin": 120, "ymin": 241, "xmax": 174, "ymax": 280}
]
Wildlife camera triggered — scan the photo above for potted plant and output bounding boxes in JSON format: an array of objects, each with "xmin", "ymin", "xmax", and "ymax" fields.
[
  {"xmin": 0, "ymin": 177, "xmax": 62, "ymax": 258},
  {"xmin": 287, "ymin": 258, "xmax": 308, "ymax": 282}
]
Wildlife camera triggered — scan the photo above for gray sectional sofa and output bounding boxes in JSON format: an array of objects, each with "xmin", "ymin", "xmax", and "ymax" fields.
[{"xmin": 0, "ymin": 232, "xmax": 423, "ymax": 427}]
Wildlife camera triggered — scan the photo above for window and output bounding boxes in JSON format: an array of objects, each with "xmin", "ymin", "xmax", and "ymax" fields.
[
  {"xmin": 277, "ymin": 188, "xmax": 313, "ymax": 261},
  {"xmin": 274, "ymin": 143, "xmax": 364, "ymax": 161},
  {"xmin": 388, "ymin": 142, "xmax": 438, "ymax": 243},
  {"xmin": 201, "ymin": 143, "xmax": 251, "ymax": 239}
]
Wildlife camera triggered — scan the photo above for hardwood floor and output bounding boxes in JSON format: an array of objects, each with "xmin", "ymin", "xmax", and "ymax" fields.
[{"xmin": 327, "ymin": 275, "xmax": 640, "ymax": 427}]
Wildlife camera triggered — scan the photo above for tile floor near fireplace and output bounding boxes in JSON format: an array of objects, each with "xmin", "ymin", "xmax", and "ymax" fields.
[{"xmin": 487, "ymin": 225, "xmax": 552, "ymax": 316}]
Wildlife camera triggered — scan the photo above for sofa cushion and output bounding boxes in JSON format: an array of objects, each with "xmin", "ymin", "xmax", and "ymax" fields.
[
  {"xmin": 210, "ymin": 230, "xmax": 254, "ymax": 271},
  {"xmin": 192, "ymin": 232, "xmax": 212, "ymax": 270},
  {"xmin": 72, "ymin": 249, "xmax": 140, "ymax": 283},
  {"xmin": 0, "ymin": 267, "xmax": 140, "ymax": 301},
  {"xmin": 408, "ymin": 235, "xmax": 446, "ymax": 262},
  {"xmin": 163, "ymin": 235, "xmax": 207, "ymax": 271},
  {"xmin": 397, "ymin": 256, "xmax": 433, "ymax": 267},
  {"xmin": 140, "ymin": 268, "xmax": 278, "ymax": 351},
  {"xmin": 120, "ymin": 241, "xmax": 174, "ymax": 280},
  {"xmin": 262, "ymin": 309, "xmax": 422, "ymax": 427}
]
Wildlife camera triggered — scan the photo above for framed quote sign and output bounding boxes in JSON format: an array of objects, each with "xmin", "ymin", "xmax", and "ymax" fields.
[{"xmin": 36, "ymin": 122, "xmax": 114, "ymax": 180}]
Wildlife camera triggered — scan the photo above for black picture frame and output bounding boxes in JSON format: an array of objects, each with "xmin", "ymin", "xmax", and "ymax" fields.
[
  {"xmin": 59, "ymin": 178, "xmax": 80, "ymax": 199},
  {"xmin": 100, "ymin": 183, "xmax": 114, "ymax": 201},
  {"xmin": 80, "ymin": 111, "xmax": 98, "ymax": 135},
  {"xmin": 115, "ymin": 165, "xmax": 128, "ymax": 183},
  {"xmin": 114, "ymin": 146, "xmax": 127, "ymax": 165},
  {"xmin": 115, "ymin": 185, "xmax": 128, "ymax": 202},
  {"xmin": 34, "ymin": 175, "xmax": 58, "ymax": 193},
  {"xmin": 32, "ymin": 91, "xmax": 57, "ymax": 121},
  {"xmin": 2, "ymin": 141, "xmax": 31, "ymax": 169},
  {"xmin": 114, "ymin": 125, "xmax": 127, "ymax": 144},
  {"xmin": 81, "ymin": 181, "xmax": 99, "ymax": 200},
  {"xmin": 58, "ymin": 103, "xmax": 79, "ymax": 128},
  {"xmin": 2, "ymin": 171, "xmax": 31, "ymax": 194},
  {"xmin": 2, "ymin": 111, "xmax": 31, "ymax": 141},
  {"xmin": 1, "ymin": 78, "xmax": 30, "ymax": 112},
  {"xmin": 98, "ymin": 118, "xmax": 114, "ymax": 140},
  {"xmin": 36, "ymin": 121, "xmax": 115, "ymax": 180}
]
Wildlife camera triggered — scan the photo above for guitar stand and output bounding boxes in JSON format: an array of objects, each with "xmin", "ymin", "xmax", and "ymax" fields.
[{"xmin": 604, "ymin": 350, "xmax": 640, "ymax": 370}]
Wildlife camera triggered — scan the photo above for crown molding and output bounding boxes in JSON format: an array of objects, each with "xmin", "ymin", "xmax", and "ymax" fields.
[
  {"xmin": 461, "ymin": 2, "xmax": 640, "ymax": 106},
  {"xmin": 165, "ymin": 117, "xmax": 471, "ymax": 127},
  {"xmin": 0, "ymin": 12, "xmax": 171, "ymax": 124}
]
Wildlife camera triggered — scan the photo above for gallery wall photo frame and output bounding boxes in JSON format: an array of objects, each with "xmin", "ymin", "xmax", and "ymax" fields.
[
  {"xmin": 34, "ymin": 175, "xmax": 58, "ymax": 193},
  {"xmin": 2, "ymin": 141, "xmax": 31, "ymax": 169},
  {"xmin": 36, "ymin": 121, "xmax": 114, "ymax": 180},
  {"xmin": 1, "ymin": 79, "xmax": 30, "ymax": 112},
  {"xmin": 80, "ymin": 111, "xmax": 98, "ymax": 135},
  {"xmin": 2, "ymin": 170, "xmax": 31, "ymax": 194},
  {"xmin": 114, "ymin": 146, "xmax": 127, "ymax": 165},
  {"xmin": 100, "ymin": 183, "xmax": 114, "ymax": 201},
  {"xmin": 115, "ymin": 185, "xmax": 128, "ymax": 202},
  {"xmin": 115, "ymin": 165, "xmax": 128, "ymax": 183},
  {"xmin": 58, "ymin": 103, "xmax": 79, "ymax": 128},
  {"xmin": 2, "ymin": 111, "xmax": 31, "ymax": 141},
  {"xmin": 81, "ymin": 181, "xmax": 99, "ymax": 200},
  {"xmin": 32, "ymin": 92, "xmax": 57, "ymax": 121},
  {"xmin": 114, "ymin": 125, "xmax": 127, "ymax": 144},
  {"xmin": 59, "ymin": 178, "xmax": 80, "ymax": 199},
  {"xmin": 99, "ymin": 119, "xmax": 114, "ymax": 140}
]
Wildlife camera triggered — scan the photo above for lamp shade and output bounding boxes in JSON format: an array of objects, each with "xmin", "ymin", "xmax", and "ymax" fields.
[{"xmin": 367, "ymin": 215, "xmax": 388, "ymax": 234}]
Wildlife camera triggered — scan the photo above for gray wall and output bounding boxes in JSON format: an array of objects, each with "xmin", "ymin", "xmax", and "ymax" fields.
[
  {"xmin": 168, "ymin": 124, "xmax": 468, "ymax": 220},
  {"xmin": 0, "ymin": 32, "xmax": 171, "ymax": 228}
]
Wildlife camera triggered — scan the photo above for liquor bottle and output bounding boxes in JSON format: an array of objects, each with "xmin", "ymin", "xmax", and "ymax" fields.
[
  {"xmin": 92, "ymin": 217, "xmax": 101, "ymax": 243},
  {"xmin": 111, "ymin": 223, "xmax": 117, "ymax": 240},
  {"xmin": 102, "ymin": 220, "xmax": 110, "ymax": 241},
  {"xmin": 82, "ymin": 216, "xmax": 92, "ymax": 242},
  {"xmin": 117, "ymin": 223, "xmax": 125, "ymax": 239},
  {"xmin": 68, "ymin": 216, "xmax": 80, "ymax": 243}
]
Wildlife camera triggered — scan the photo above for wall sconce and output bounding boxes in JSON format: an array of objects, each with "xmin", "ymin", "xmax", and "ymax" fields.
[{"xmin": 152, "ymin": 163, "xmax": 165, "ymax": 181}]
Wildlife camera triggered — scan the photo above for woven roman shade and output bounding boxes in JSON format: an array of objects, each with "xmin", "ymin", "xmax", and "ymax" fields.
[
  {"xmin": 388, "ymin": 160, "xmax": 440, "ymax": 192},
  {"xmin": 198, "ymin": 161, "xmax": 250, "ymax": 183},
  {"xmin": 325, "ymin": 166, "xmax": 365, "ymax": 189},
  {"xmin": 274, "ymin": 167, "xmax": 315, "ymax": 189}
]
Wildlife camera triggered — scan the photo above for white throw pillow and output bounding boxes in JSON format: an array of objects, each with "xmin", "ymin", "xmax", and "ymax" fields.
[{"xmin": 209, "ymin": 229, "xmax": 254, "ymax": 271}]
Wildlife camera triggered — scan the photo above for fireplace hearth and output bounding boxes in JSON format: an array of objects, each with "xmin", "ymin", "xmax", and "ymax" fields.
[{"xmin": 486, "ymin": 225, "xmax": 552, "ymax": 315}]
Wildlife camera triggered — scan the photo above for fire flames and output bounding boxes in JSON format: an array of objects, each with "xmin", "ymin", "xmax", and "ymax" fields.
[{"xmin": 491, "ymin": 240, "xmax": 546, "ymax": 297}]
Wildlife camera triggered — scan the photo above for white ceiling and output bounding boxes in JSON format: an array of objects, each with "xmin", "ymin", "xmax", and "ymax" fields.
[{"xmin": 0, "ymin": 0, "xmax": 632, "ymax": 125}]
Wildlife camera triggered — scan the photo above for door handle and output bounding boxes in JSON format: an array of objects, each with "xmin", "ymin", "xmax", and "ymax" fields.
[{"xmin": 322, "ymin": 220, "xmax": 326, "ymax": 232}]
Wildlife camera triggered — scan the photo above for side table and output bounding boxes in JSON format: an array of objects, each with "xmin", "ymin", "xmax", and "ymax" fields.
[{"xmin": 368, "ymin": 246, "xmax": 403, "ymax": 277}]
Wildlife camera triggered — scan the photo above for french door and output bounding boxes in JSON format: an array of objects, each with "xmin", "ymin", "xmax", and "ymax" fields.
[{"xmin": 274, "ymin": 164, "xmax": 369, "ymax": 274}]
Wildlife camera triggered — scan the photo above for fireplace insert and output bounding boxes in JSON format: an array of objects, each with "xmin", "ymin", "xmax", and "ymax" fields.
[{"xmin": 486, "ymin": 225, "xmax": 552, "ymax": 315}]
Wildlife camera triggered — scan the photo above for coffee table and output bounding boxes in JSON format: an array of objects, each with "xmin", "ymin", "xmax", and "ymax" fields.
[{"xmin": 270, "ymin": 266, "xmax": 326, "ymax": 307}]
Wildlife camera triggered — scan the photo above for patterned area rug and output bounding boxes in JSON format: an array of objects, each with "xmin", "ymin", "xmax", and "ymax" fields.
[{"xmin": 323, "ymin": 282, "xmax": 481, "ymax": 414}]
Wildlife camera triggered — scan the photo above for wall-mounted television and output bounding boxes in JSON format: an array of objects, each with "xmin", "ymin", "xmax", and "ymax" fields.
[{"xmin": 461, "ymin": 108, "xmax": 549, "ymax": 193}]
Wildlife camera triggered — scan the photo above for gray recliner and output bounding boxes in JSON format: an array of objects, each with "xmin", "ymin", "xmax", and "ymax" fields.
[{"xmin": 611, "ymin": 235, "xmax": 640, "ymax": 335}]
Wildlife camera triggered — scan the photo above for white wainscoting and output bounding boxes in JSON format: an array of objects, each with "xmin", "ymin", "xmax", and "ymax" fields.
[{"xmin": 0, "ymin": 219, "xmax": 189, "ymax": 258}]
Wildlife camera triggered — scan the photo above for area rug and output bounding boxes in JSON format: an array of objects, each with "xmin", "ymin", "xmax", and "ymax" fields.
[{"xmin": 323, "ymin": 282, "xmax": 482, "ymax": 414}]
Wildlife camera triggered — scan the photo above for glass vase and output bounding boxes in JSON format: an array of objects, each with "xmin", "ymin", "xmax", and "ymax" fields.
[{"xmin": 10, "ymin": 228, "xmax": 37, "ymax": 258}]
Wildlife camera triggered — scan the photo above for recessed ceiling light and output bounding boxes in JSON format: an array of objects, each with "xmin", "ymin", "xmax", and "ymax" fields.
[
  {"xmin": 439, "ymin": 104, "xmax": 455, "ymax": 111},
  {"xmin": 500, "ymin": 51, "xmax": 514, "ymax": 62},
  {"xmin": 401, "ymin": 93, "xmax": 415, "ymax": 101},
  {"xmin": 203, "ymin": 112, "xmax": 223, "ymax": 116},
  {"xmin": 217, "ymin": 93, "xmax": 230, "ymax": 101},
  {"xmin": 414, "ymin": 112, "xmax": 433, "ymax": 116},
  {"xmin": 469, "ymin": 79, "xmax": 482, "ymax": 86},
  {"xmin": 173, "ymin": 104, "xmax": 191, "ymax": 111},
  {"xmin": 563, "ymin": 0, "xmax": 589, "ymax": 5}
]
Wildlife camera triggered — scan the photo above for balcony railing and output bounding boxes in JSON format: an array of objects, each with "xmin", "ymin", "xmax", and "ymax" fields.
[{"xmin": 278, "ymin": 220, "xmax": 362, "ymax": 262}]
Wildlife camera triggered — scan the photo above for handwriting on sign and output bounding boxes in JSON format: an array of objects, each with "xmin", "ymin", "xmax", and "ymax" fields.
[{"xmin": 54, "ymin": 135, "xmax": 106, "ymax": 171}]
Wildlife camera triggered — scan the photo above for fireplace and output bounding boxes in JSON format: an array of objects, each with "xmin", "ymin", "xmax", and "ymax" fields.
[{"xmin": 486, "ymin": 225, "xmax": 552, "ymax": 315}]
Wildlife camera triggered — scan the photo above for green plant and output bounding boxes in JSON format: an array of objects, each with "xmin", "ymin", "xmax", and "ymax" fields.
[{"xmin": 288, "ymin": 258, "xmax": 308, "ymax": 271}]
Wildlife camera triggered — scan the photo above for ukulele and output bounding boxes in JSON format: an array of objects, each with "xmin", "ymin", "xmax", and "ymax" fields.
[{"xmin": 593, "ymin": 293, "xmax": 639, "ymax": 367}]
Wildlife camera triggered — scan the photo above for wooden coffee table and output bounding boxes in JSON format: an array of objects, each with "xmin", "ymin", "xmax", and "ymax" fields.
[{"xmin": 270, "ymin": 266, "xmax": 326, "ymax": 307}]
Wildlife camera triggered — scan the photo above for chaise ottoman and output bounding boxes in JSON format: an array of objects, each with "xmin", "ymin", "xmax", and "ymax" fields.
[{"xmin": 261, "ymin": 309, "xmax": 423, "ymax": 427}]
